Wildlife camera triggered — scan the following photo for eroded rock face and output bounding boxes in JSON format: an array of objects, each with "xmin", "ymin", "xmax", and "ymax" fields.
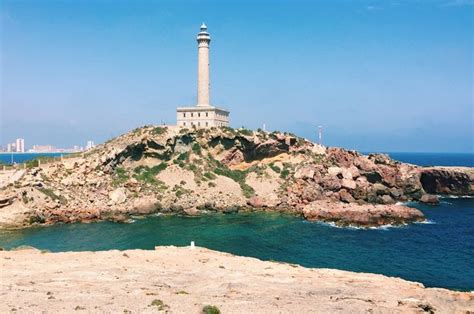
[{"xmin": 420, "ymin": 168, "xmax": 474, "ymax": 196}]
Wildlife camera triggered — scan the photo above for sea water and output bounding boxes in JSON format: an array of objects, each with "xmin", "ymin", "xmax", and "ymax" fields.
[
  {"xmin": 0, "ymin": 153, "xmax": 68, "ymax": 165},
  {"xmin": 0, "ymin": 198, "xmax": 472, "ymax": 291}
]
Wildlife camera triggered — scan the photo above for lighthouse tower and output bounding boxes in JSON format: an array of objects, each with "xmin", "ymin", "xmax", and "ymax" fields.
[
  {"xmin": 197, "ymin": 23, "xmax": 211, "ymax": 107},
  {"xmin": 176, "ymin": 24, "xmax": 230, "ymax": 128}
]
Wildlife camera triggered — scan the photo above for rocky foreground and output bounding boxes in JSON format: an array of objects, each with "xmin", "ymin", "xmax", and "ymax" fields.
[
  {"xmin": 0, "ymin": 126, "xmax": 473, "ymax": 229},
  {"xmin": 0, "ymin": 246, "xmax": 472, "ymax": 313}
]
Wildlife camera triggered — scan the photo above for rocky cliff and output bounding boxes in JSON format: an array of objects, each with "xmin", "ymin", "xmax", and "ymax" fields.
[{"xmin": 0, "ymin": 126, "xmax": 472, "ymax": 229}]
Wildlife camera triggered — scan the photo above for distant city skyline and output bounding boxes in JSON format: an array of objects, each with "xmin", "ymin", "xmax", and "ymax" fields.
[
  {"xmin": 1, "ymin": 1, "xmax": 472, "ymax": 153},
  {"xmin": 0, "ymin": 137, "xmax": 94, "ymax": 153}
]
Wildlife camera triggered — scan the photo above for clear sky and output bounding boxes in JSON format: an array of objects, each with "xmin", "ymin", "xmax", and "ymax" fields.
[{"xmin": 1, "ymin": 0, "xmax": 473, "ymax": 152}]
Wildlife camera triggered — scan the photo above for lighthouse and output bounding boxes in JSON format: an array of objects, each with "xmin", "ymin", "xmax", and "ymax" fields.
[
  {"xmin": 176, "ymin": 24, "xmax": 230, "ymax": 128},
  {"xmin": 197, "ymin": 23, "xmax": 211, "ymax": 107}
]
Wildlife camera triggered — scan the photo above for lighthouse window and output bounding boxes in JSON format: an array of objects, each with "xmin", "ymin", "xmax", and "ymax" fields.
[
  {"xmin": 183, "ymin": 113, "xmax": 186, "ymax": 118},
  {"xmin": 198, "ymin": 113, "xmax": 201, "ymax": 117},
  {"xmin": 191, "ymin": 113, "xmax": 194, "ymax": 117},
  {"xmin": 206, "ymin": 112, "xmax": 209, "ymax": 117}
]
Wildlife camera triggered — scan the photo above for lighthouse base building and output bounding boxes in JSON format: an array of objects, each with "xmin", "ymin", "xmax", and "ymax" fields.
[
  {"xmin": 177, "ymin": 24, "xmax": 230, "ymax": 128},
  {"xmin": 177, "ymin": 106, "xmax": 229, "ymax": 128}
]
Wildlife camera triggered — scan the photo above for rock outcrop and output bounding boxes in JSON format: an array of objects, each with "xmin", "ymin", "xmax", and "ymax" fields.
[
  {"xmin": 420, "ymin": 167, "xmax": 474, "ymax": 196},
  {"xmin": 0, "ymin": 126, "xmax": 472, "ymax": 229},
  {"xmin": 302, "ymin": 200, "xmax": 425, "ymax": 227},
  {"xmin": 1, "ymin": 247, "xmax": 472, "ymax": 313}
]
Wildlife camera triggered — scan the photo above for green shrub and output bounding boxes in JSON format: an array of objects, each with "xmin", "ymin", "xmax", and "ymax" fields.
[
  {"xmin": 280, "ymin": 169, "xmax": 290, "ymax": 179},
  {"xmin": 38, "ymin": 188, "xmax": 67, "ymax": 205},
  {"xmin": 269, "ymin": 163, "xmax": 281, "ymax": 173},
  {"xmin": 192, "ymin": 143, "xmax": 202, "ymax": 155},
  {"xmin": 203, "ymin": 172, "xmax": 217, "ymax": 180},
  {"xmin": 238, "ymin": 128, "xmax": 253, "ymax": 136},
  {"xmin": 214, "ymin": 167, "xmax": 246, "ymax": 182},
  {"xmin": 202, "ymin": 305, "xmax": 220, "ymax": 314},
  {"xmin": 152, "ymin": 127, "xmax": 167, "ymax": 135},
  {"xmin": 177, "ymin": 152, "xmax": 189, "ymax": 161},
  {"xmin": 133, "ymin": 163, "xmax": 167, "ymax": 184},
  {"xmin": 150, "ymin": 299, "xmax": 168, "ymax": 310},
  {"xmin": 112, "ymin": 167, "xmax": 129, "ymax": 186}
]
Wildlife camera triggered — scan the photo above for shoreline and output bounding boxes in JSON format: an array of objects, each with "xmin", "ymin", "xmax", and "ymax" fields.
[{"xmin": 1, "ymin": 246, "xmax": 472, "ymax": 312}]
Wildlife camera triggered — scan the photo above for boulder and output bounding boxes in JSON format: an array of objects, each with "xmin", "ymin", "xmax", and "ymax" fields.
[
  {"xmin": 294, "ymin": 167, "xmax": 315, "ymax": 180},
  {"xmin": 378, "ymin": 194, "xmax": 395, "ymax": 205},
  {"xmin": 320, "ymin": 177, "xmax": 342, "ymax": 191},
  {"xmin": 341, "ymin": 166, "xmax": 360, "ymax": 180},
  {"xmin": 301, "ymin": 184, "xmax": 323, "ymax": 202},
  {"xmin": 132, "ymin": 197, "xmax": 161, "ymax": 214},
  {"xmin": 339, "ymin": 190, "xmax": 355, "ymax": 203},
  {"xmin": 341, "ymin": 179, "xmax": 356, "ymax": 190},
  {"xmin": 109, "ymin": 188, "xmax": 127, "ymax": 204},
  {"xmin": 372, "ymin": 183, "xmax": 389, "ymax": 195},
  {"xmin": 247, "ymin": 196, "xmax": 264, "ymax": 208},
  {"xmin": 327, "ymin": 167, "xmax": 343, "ymax": 177},
  {"xmin": 420, "ymin": 194, "xmax": 440, "ymax": 205},
  {"xmin": 184, "ymin": 207, "xmax": 201, "ymax": 216}
]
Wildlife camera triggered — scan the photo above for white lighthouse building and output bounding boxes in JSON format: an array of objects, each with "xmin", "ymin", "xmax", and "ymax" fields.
[{"xmin": 176, "ymin": 24, "xmax": 230, "ymax": 128}]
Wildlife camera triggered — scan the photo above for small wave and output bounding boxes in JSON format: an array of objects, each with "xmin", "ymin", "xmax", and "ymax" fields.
[
  {"xmin": 416, "ymin": 220, "xmax": 436, "ymax": 225},
  {"xmin": 439, "ymin": 200, "xmax": 453, "ymax": 205},
  {"xmin": 439, "ymin": 195, "xmax": 474, "ymax": 199},
  {"xmin": 315, "ymin": 221, "xmax": 405, "ymax": 230}
]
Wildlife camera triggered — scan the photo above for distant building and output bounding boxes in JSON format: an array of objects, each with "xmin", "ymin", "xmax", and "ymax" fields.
[
  {"xmin": 31, "ymin": 145, "xmax": 54, "ymax": 152},
  {"xmin": 176, "ymin": 24, "xmax": 230, "ymax": 128},
  {"xmin": 86, "ymin": 141, "xmax": 95, "ymax": 150},
  {"xmin": 16, "ymin": 138, "xmax": 25, "ymax": 153},
  {"xmin": 7, "ymin": 143, "xmax": 13, "ymax": 152}
]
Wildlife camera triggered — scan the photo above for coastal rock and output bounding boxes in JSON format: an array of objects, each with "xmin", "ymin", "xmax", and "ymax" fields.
[
  {"xmin": 132, "ymin": 196, "xmax": 161, "ymax": 214},
  {"xmin": 1, "ymin": 247, "xmax": 472, "ymax": 313},
  {"xmin": 294, "ymin": 167, "xmax": 315, "ymax": 180},
  {"xmin": 302, "ymin": 200, "xmax": 425, "ymax": 227},
  {"xmin": 339, "ymin": 190, "xmax": 355, "ymax": 203},
  {"xmin": 109, "ymin": 188, "xmax": 127, "ymax": 204},
  {"xmin": 0, "ymin": 126, "xmax": 472, "ymax": 230},
  {"xmin": 320, "ymin": 177, "xmax": 342, "ymax": 191},
  {"xmin": 327, "ymin": 167, "xmax": 343, "ymax": 177},
  {"xmin": 420, "ymin": 167, "xmax": 474, "ymax": 196},
  {"xmin": 341, "ymin": 179, "xmax": 356, "ymax": 190},
  {"xmin": 247, "ymin": 196, "xmax": 264, "ymax": 208},
  {"xmin": 420, "ymin": 194, "xmax": 439, "ymax": 205}
]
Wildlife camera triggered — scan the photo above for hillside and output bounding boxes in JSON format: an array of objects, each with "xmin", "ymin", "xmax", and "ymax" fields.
[{"xmin": 0, "ymin": 126, "xmax": 472, "ymax": 229}]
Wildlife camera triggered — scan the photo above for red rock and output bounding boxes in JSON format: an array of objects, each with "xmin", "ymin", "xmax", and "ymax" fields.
[
  {"xmin": 420, "ymin": 194, "xmax": 439, "ymax": 205},
  {"xmin": 247, "ymin": 196, "xmax": 264, "ymax": 208}
]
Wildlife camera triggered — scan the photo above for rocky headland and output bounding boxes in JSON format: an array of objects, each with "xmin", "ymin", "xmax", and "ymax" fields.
[
  {"xmin": 0, "ymin": 126, "xmax": 472, "ymax": 229},
  {"xmin": 1, "ymin": 246, "xmax": 473, "ymax": 313}
]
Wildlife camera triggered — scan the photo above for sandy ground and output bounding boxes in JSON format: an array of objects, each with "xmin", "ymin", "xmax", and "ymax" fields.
[{"xmin": 1, "ymin": 247, "xmax": 472, "ymax": 313}]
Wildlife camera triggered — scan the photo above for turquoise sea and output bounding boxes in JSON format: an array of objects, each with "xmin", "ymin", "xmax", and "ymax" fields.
[
  {"xmin": 0, "ymin": 198, "xmax": 472, "ymax": 291},
  {"xmin": 0, "ymin": 152, "xmax": 68, "ymax": 165},
  {"xmin": 0, "ymin": 153, "xmax": 472, "ymax": 291}
]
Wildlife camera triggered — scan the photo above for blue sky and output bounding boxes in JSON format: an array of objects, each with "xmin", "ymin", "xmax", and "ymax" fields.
[{"xmin": 1, "ymin": 0, "xmax": 473, "ymax": 152}]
